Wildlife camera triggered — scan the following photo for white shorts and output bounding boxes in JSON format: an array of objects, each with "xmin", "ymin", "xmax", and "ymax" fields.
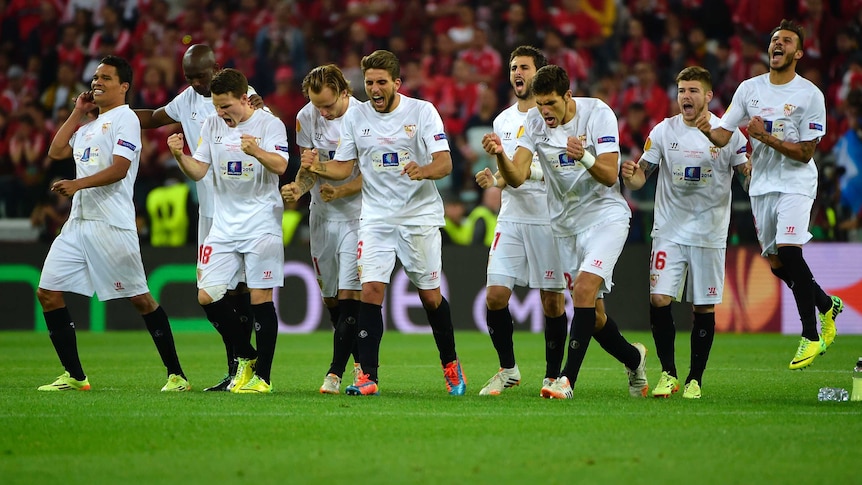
[
  {"xmin": 751, "ymin": 192, "xmax": 813, "ymax": 256},
  {"xmin": 197, "ymin": 215, "xmax": 245, "ymax": 285},
  {"xmin": 486, "ymin": 220, "xmax": 564, "ymax": 291},
  {"xmin": 555, "ymin": 219, "xmax": 629, "ymax": 298},
  {"xmin": 198, "ymin": 233, "xmax": 284, "ymax": 289},
  {"xmin": 649, "ymin": 238, "xmax": 725, "ymax": 305},
  {"xmin": 310, "ymin": 215, "xmax": 361, "ymax": 298},
  {"xmin": 357, "ymin": 223, "xmax": 442, "ymax": 290},
  {"xmin": 39, "ymin": 219, "xmax": 150, "ymax": 301}
]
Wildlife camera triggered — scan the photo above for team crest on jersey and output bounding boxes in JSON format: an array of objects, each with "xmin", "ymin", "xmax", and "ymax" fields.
[
  {"xmin": 578, "ymin": 134, "xmax": 587, "ymax": 144},
  {"xmin": 101, "ymin": 122, "xmax": 111, "ymax": 134},
  {"xmin": 404, "ymin": 124, "xmax": 417, "ymax": 138},
  {"xmin": 784, "ymin": 104, "xmax": 797, "ymax": 116},
  {"xmin": 709, "ymin": 146, "xmax": 720, "ymax": 160}
]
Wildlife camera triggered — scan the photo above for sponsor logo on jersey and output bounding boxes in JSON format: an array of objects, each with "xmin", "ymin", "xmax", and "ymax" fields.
[
  {"xmin": 736, "ymin": 146, "xmax": 747, "ymax": 154},
  {"xmin": 558, "ymin": 153, "xmax": 576, "ymax": 167},
  {"xmin": 684, "ymin": 166, "xmax": 701, "ymax": 181},
  {"xmin": 749, "ymin": 99, "xmax": 759, "ymax": 107},
  {"xmin": 707, "ymin": 286, "xmax": 717, "ymax": 296},
  {"xmin": 227, "ymin": 161, "xmax": 243, "ymax": 175},
  {"xmin": 783, "ymin": 104, "xmax": 796, "ymax": 116},
  {"xmin": 382, "ymin": 152, "xmax": 400, "ymax": 167},
  {"xmin": 191, "ymin": 112, "xmax": 197, "ymax": 120},
  {"xmin": 80, "ymin": 147, "xmax": 90, "ymax": 162},
  {"xmin": 590, "ymin": 259, "xmax": 603, "ymax": 269},
  {"xmin": 809, "ymin": 122, "xmax": 823, "ymax": 131},
  {"xmin": 544, "ymin": 270, "xmax": 555, "ymax": 280},
  {"xmin": 361, "ymin": 128, "xmax": 371, "ymax": 137},
  {"xmin": 597, "ymin": 136, "xmax": 615, "ymax": 144},
  {"xmin": 404, "ymin": 124, "xmax": 417, "ymax": 138},
  {"xmin": 117, "ymin": 139, "xmax": 137, "ymax": 151},
  {"xmin": 114, "ymin": 281, "xmax": 125, "ymax": 291},
  {"xmin": 669, "ymin": 142, "xmax": 679, "ymax": 150},
  {"xmin": 785, "ymin": 225, "xmax": 796, "ymax": 235},
  {"xmin": 275, "ymin": 145, "xmax": 289, "ymax": 152},
  {"xmin": 214, "ymin": 135, "xmax": 222, "ymax": 143},
  {"xmin": 433, "ymin": 133, "xmax": 447, "ymax": 141}
]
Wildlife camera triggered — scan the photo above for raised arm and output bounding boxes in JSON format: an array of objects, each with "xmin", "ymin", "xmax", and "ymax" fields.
[
  {"xmin": 482, "ymin": 132, "xmax": 532, "ymax": 187},
  {"xmin": 695, "ymin": 111, "xmax": 733, "ymax": 147},
  {"xmin": 301, "ymin": 148, "xmax": 356, "ymax": 180},
  {"xmin": 401, "ymin": 150, "xmax": 452, "ymax": 181},
  {"xmin": 167, "ymin": 133, "xmax": 210, "ymax": 181},
  {"xmin": 240, "ymin": 134, "xmax": 287, "ymax": 175},
  {"xmin": 621, "ymin": 158, "xmax": 658, "ymax": 190},
  {"xmin": 746, "ymin": 116, "xmax": 817, "ymax": 163},
  {"xmin": 48, "ymin": 91, "xmax": 96, "ymax": 160}
]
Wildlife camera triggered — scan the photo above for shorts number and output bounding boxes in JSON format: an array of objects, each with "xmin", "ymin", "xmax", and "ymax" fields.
[
  {"xmin": 564, "ymin": 272, "xmax": 574, "ymax": 292},
  {"xmin": 650, "ymin": 250, "xmax": 667, "ymax": 270},
  {"xmin": 357, "ymin": 240, "xmax": 363, "ymax": 260},
  {"xmin": 492, "ymin": 232, "xmax": 501, "ymax": 250},
  {"xmin": 199, "ymin": 245, "xmax": 213, "ymax": 265},
  {"xmin": 312, "ymin": 257, "xmax": 322, "ymax": 276}
]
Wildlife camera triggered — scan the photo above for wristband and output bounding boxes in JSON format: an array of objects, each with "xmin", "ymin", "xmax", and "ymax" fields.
[
  {"xmin": 579, "ymin": 150, "xmax": 596, "ymax": 170},
  {"xmin": 528, "ymin": 163, "xmax": 544, "ymax": 181}
]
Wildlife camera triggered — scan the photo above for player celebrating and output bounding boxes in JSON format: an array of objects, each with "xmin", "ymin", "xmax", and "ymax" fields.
[
  {"xmin": 483, "ymin": 64, "xmax": 648, "ymax": 400},
  {"xmin": 474, "ymin": 46, "xmax": 567, "ymax": 396},
  {"xmin": 302, "ymin": 50, "xmax": 467, "ymax": 396},
  {"xmin": 168, "ymin": 68, "xmax": 288, "ymax": 393},
  {"xmin": 696, "ymin": 20, "xmax": 843, "ymax": 370},
  {"xmin": 39, "ymin": 55, "xmax": 189, "ymax": 392},
  {"xmin": 281, "ymin": 64, "xmax": 364, "ymax": 394},
  {"xmin": 622, "ymin": 66, "xmax": 749, "ymax": 399}
]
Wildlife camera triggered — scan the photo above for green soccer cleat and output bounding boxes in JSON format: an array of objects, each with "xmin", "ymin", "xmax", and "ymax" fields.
[
  {"xmin": 683, "ymin": 379, "xmax": 702, "ymax": 399},
  {"xmin": 789, "ymin": 336, "xmax": 826, "ymax": 370},
  {"xmin": 651, "ymin": 371, "xmax": 680, "ymax": 398},
  {"xmin": 38, "ymin": 371, "xmax": 90, "ymax": 391},
  {"xmin": 819, "ymin": 296, "xmax": 844, "ymax": 352},
  {"xmin": 161, "ymin": 374, "xmax": 191, "ymax": 392},
  {"xmin": 234, "ymin": 374, "xmax": 272, "ymax": 394},
  {"xmin": 626, "ymin": 343, "xmax": 649, "ymax": 397},
  {"xmin": 320, "ymin": 373, "xmax": 341, "ymax": 394},
  {"xmin": 479, "ymin": 366, "xmax": 521, "ymax": 396},
  {"xmin": 229, "ymin": 357, "xmax": 256, "ymax": 393},
  {"xmin": 540, "ymin": 375, "xmax": 573, "ymax": 399}
]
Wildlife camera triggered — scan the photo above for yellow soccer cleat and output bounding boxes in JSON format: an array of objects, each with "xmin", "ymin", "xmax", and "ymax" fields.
[
  {"xmin": 819, "ymin": 296, "xmax": 844, "ymax": 352},
  {"xmin": 229, "ymin": 357, "xmax": 257, "ymax": 393},
  {"xmin": 683, "ymin": 379, "xmax": 702, "ymax": 399},
  {"xmin": 234, "ymin": 374, "xmax": 272, "ymax": 394},
  {"xmin": 651, "ymin": 371, "xmax": 680, "ymax": 398},
  {"xmin": 38, "ymin": 371, "xmax": 90, "ymax": 391},
  {"xmin": 161, "ymin": 374, "xmax": 191, "ymax": 392},
  {"xmin": 789, "ymin": 337, "xmax": 826, "ymax": 370}
]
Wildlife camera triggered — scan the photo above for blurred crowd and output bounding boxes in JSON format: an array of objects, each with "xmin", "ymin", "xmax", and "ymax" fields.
[{"xmin": 1, "ymin": 0, "xmax": 861, "ymax": 245}]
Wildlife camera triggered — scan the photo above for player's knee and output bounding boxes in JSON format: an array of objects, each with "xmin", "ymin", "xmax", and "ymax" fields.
[
  {"xmin": 36, "ymin": 288, "xmax": 62, "ymax": 310},
  {"xmin": 485, "ymin": 286, "xmax": 510, "ymax": 310},
  {"xmin": 129, "ymin": 293, "xmax": 158, "ymax": 314},
  {"xmin": 540, "ymin": 291, "xmax": 566, "ymax": 316},
  {"xmin": 650, "ymin": 294, "xmax": 672, "ymax": 307},
  {"xmin": 199, "ymin": 285, "xmax": 228, "ymax": 305}
]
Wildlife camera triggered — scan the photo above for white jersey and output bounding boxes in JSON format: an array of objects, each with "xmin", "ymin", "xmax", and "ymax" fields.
[
  {"xmin": 334, "ymin": 95, "xmax": 449, "ymax": 226},
  {"xmin": 68, "ymin": 105, "xmax": 141, "ymax": 231},
  {"xmin": 494, "ymin": 102, "xmax": 550, "ymax": 225},
  {"xmin": 718, "ymin": 73, "xmax": 825, "ymax": 198},
  {"xmin": 165, "ymin": 85, "xmax": 259, "ymax": 217},
  {"xmin": 643, "ymin": 113, "xmax": 748, "ymax": 248},
  {"xmin": 296, "ymin": 96, "xmax": 362, "ymax": 222},
  {"xmin": 518, "ymin": 97, "xmax": 630, "ymax": 237},
  {"xmin": 192, "ymin": 109, "xmax": 288, "ymax": 240}
]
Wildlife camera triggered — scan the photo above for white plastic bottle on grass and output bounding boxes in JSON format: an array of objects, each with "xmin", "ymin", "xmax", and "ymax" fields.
[
  {"xmin": 851, "ymin": 357, "xmax": 862, "ymax": 402},
  {"xmin": 818, "ymin": 387, "xmax": 849, "ymax": 402}
]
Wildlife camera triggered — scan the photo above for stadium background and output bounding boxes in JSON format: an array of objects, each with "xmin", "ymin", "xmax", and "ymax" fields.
[{"xmin": 1, "ymin": 0, "xmax": 861, "ymax": 334}]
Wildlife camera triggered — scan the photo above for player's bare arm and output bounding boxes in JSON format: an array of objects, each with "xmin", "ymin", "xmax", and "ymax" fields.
[
  {"xmin": 747, "ymin": 117, "xmax": 818, "ymax": 163},
  {"xmin": 695, "ymin": 111, "xmax": 732, "ymax": 147},
  {"xmin": 566, "ymin": 135, "xmax": 619, "ymax": 186},
  {"xmin": 733, "ymin": 161, "xmax": 751, "ymax": 192},
  {"xmin": 402, "ymin": 150, "xmax": 452, "ymax": 181},
  {"xmin": 320, "ymin": 174, "xmax": 362, "ymax": 202},
  {"xmin": 240, "ymin": 134, "xmax": 287, "ymax": 175},
  {"xmin": 483, "ymin": 133, "xmax": 531, "ymax": 187},
  {"xmin": 47, "ymin": 91, "xmax": 97, "ymax": 160},
  {"xmin": 621, "ymin": 159, "xmax": 656, "ymax": 190},
  {"xmin": 301, "ymin": 148, "xmax": 355, "ymax": 180},
  {"xmin": 167, "ymin": 132, "xmax": 209, "ymax": 181},
  {"xmin": 475, "ymin": 168, "xmax": 506, "ymax": 189},
  {"xmin": 249, "ymin": 94, "xmax": 264, "ymax": 110},
  {"xmin": 134, "ymin": 107, "xmax": 177, "ymax": 129},
  {"xmin": 51, "ymin": 154, "xmax": 132, "ymax": 197}
]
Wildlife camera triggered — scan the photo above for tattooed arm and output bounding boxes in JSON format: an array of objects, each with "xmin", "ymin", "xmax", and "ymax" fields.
[{"xmin": 620, "ymin": 158, "xmax": 658, "ymax": 190}]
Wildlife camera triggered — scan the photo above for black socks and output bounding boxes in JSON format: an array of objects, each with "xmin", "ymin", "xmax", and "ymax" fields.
[
  {"xmin": 487, "ymin": 306, "xmax": 515, "ymax": 368},
  {"xmin": 44, "ymin": 307, "xmax": 85, "ymax": 381},
  {"xmin": 357, "ymin": 302, "xmax": 384, "ymax": 382},
  {"xmin": 251, "ymin": 302, "xmax": 278, "ymax": 383},
  {"xmin": 688, "ymin": 312, "xmax": 715, "ymax": 385},
  {"xmin": 142, "ymin": 306, "xmax": 184, "ymax": 378},
  {"xmin": 328, "ymin": 299, "xmax": 360, "ymax": 377},
  {"xmin": 650, "ymin": 304, "xmax": 677, "ymax": 377},
  {"xmin": 426, "ymin": 297, "xmax": 457, "ymax": 365}
]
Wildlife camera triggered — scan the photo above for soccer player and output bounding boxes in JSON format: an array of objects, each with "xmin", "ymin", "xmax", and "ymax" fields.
[
  {"xmin": 696, "ymin": 19, "xmax": 843, "ymax": 370},
  {"xmin": 135, "ymin": 44, "xmax": 262, "ymax": 391},
  {"xmin": 474, "ymin": 46, "xmax": 567, "ymax": 396},
  {"xmin": 483, "ymin": 64, "xmax": 648, "ymax": 400},
  {"xmin": 621, "ymin": 66, "xmax": 749, "ymax": 399},
  {"xmin": 38, "ymin": 55, "xmax": 189, "ymax": 392},
  {"xmin": 167, "ymin": 68, "xmax": 288, "ymax": 393},
  {"xmin": 281, "ymin": 64, "xmax": 364, "ymax": 394},
  {"xmin": 302, "ymin": 50, "xmax": 467, "ymax": 396}
]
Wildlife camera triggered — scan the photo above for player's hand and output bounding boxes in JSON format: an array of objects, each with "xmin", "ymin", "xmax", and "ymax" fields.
[
  {"xmin": 566, "ymin": 136, "xmax": 585, "ymax": 161},
  {"xmin": 73, "ymin": 91, "xmax": 96, "ymax": 112},
  {"xmin": 167, "ymin": 133, "xmax": 185, "ymax": 157},
  {"xmin": 249, "ymin": 94, "xmax": 264, "ymax": 110},
  {"xmin": 741, "ymin": 154, "xmax": 752, "ymax": 176},
  {"xmin": 748, "ymin": 116, "xmax": 767, "ymax": 139},
  {"xmin": 240, "ymin": 134, "xmax": 259, "ymax": 155},
  {"xmin": 301, "ymin": 148, "xmax": 320, "ymax": 172},
  {"xmin": 481, "ymin": 133, "xmax": 503, "ymax": 155},
  {"xmin": 319, "ymin": 183, "xmax": 340, "ymax": 202},
  {"xmin": 51, "ymin": 179, "xmax": 80, "ymax": 197},
  {"xmin": 694, "ymin": 111, "xmax": 712, "ymax": 135},
  {"xmin": 475, "ymin": 167, "xmax": 496, "ymax": 189},
  {"xmin": 621, "ymin": 160, "xmax": 638, "ymax": 180},
  {"xmin": 281, "ymin": 182, "xmax": 301, "ymax": 203},
  {"xmin": 401, "ymin": 161, "xmax": 424, "ymax": 180}
]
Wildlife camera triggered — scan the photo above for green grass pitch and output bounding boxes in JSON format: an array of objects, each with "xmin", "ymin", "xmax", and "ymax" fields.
[{"xmin": 1, "ymin": 330, "xmax": 860, "ymax": 485}]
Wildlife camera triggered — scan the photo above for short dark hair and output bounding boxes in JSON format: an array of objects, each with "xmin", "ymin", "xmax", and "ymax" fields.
[
  {"xmin": 509, "ymin": 45, "xmax": 547, "ymax": 70},
  {"xmin": 532, "ymin": 65, "xmax": 569, "ymax": 97},
  {"xmin": 676, "ymin": 66, "xmax": 712, "ymax": 91},
  {"xmin": 99, "ymin": 55, "xmax": 132, "ymax": 87},
  {"xmin": 770, "ymin": 19, "xmax": 805, "ymax": 50},
  {"xmin": 361, "ymin": 50, "xmax": 400, "ymax": 80},
  {"xmin": 302, "ymin": 64, "xmax": 352, "ymax": 99},
  {"xmin": 210, "ymin": 68, "xmax": 248, "ymax": 99}
]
